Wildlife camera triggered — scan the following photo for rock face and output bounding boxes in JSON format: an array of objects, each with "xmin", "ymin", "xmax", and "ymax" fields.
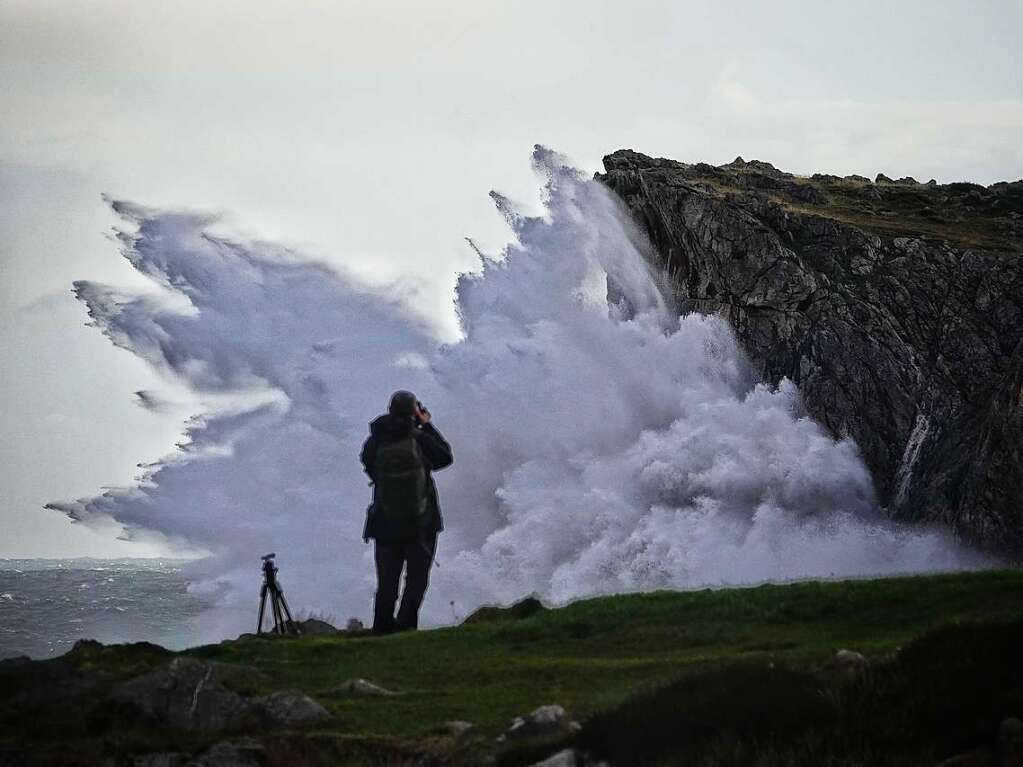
[
  {"xmin": 110, "ymin": 657, "xmax": 328, "ymax": 731},
  {"xmin": 598, "ymin": 150, "xmax": 1023, "ymax": 552}
]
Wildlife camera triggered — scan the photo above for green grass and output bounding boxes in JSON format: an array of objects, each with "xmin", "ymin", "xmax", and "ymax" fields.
[
  {"xmin": 683, "ymin": 169, "xmax": 1022, "ymax": 254},
  {"xmin": 4, "ymin": 569, "xmax": 1023, "ymax": 765}
]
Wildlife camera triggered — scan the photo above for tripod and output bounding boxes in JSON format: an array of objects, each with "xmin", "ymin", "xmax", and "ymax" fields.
[{"xmin": 256, "ymin": 553, "xmax": 301, "ymax": 636}]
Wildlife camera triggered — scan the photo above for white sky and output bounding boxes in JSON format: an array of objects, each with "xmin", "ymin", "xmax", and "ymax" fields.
[{"xmin": 2, "ymin": 0, "xmax": 1022, "ymax": 557}]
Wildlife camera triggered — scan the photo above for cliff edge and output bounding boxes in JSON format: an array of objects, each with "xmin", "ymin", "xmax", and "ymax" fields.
[{"xmin": 598, "ymin": 150, "xmax": 1023, "ymax": 552}]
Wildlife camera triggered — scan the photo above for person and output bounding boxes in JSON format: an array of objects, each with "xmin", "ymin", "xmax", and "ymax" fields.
[{"xmin": 360, "ymin": 390, "xmax": 453, "ymax": 633}]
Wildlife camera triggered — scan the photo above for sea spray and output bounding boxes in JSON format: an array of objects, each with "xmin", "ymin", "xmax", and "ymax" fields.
[{"xmin": 52, "ymin": 146, "xmax": 985, "ymax": 641}]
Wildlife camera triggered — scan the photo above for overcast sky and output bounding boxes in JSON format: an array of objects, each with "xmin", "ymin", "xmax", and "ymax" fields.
[{"xmin": 2, "ymin": 0, "xmax": 1022, "ymax": 558}]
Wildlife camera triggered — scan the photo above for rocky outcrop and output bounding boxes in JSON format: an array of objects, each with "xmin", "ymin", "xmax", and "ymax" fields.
[
  {"xmin": 110, "ymin": 657, "xmax": 329, "ymax": 731},
  {"xmin": 598, "ymin": 150, "xmax": 1023, "ymax": 552}
]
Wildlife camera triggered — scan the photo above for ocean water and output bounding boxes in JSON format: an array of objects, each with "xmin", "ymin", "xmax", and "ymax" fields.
[{"xmin": 0, "ymin": 559, "xmax": 210, "ymax": 659}]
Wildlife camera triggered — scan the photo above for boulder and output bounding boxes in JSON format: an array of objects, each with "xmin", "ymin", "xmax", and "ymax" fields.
[
  {"xmin": 441, "ymin": 720, "xmax": 475, "ymax": 739},
  {"xmin": 502, "ymin": 704, "xmax": 568, "ymax": 740},
  {"xmin": 295, "ymin": 618, "xmax": 337, "ymax": 636},
  {"xmin": 833, "ymin": 649, "xmax": 869, "ymax": 672},
  {"xmin": 110, "ymin": 657, "xmax": 259, "ymax": 731},
  {"xmin": 111, "ymin": 657, "xmax": 329, "ymax": 731},
  {"xmin": 464, "ymin": 596, "xmax": 547, "ymax": 624},
  {"xmin": 259, "ymin": 690, "xmax": 330, "ymax": 728}
]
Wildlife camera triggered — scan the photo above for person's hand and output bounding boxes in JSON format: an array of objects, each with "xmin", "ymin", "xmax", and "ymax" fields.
[{"xmin": 415, "ymin": 403, "xmax": 431, "ymax": 425}]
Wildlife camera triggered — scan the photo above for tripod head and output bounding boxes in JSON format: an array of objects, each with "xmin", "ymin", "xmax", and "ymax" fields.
[{"xmin": 261, "ymin": 552, "xmax": 278, "ymax": 587}]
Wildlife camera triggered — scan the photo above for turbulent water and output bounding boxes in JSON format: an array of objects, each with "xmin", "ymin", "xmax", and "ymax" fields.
[
  {"xmin": 0, "ymin": 559, "xmax": 207, "ymax": 659},
  {"xmin": 46, "ymin": 146, "xmax": 985, "ymax": 646}
]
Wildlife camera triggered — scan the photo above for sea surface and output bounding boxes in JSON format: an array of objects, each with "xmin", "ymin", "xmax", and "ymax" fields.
[{"xmin": 0, "ymin": 559, "xmax": 210, "ymax": 660}]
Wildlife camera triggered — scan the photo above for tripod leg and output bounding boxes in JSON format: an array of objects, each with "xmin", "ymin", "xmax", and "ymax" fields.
[
  {"xmin": 257, "ymin": 584, "xmax": 268, "ymax": 634},
  {"xmin": 277, "ymin": 588, "xmax": 300, "ymax": 636},
  {"xmin": 271, "ymin": 586, "xmax": 285, "ymax": 634}
]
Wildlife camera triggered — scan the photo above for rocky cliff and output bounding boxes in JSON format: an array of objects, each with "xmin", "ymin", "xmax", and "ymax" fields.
[{"xmin": 598, "ymin": 150, "xmax": 1023, "ymax": 553}]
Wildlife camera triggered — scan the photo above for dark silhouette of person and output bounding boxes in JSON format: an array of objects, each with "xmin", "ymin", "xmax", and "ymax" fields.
[{"xmin": 360, "ymin": 390, "xmax": 453, "ymax": 633}]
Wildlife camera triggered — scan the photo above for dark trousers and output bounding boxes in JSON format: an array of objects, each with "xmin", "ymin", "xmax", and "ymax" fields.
[{"xmin": 373, "ymin": 534, "xmax": 437, "ymax": 633}]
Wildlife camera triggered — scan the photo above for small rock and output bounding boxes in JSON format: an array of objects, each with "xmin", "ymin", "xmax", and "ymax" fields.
[
  {"xmin": 442, "ymin": 720, "xmax": 475, "ymax": 738},
  {"xmin": 833, "ymin": 649, "xmax": 869, "ymax": 672},
  {"xmin": 185, "ymin": 737, "xmax": 266, "ymax": 767},
  {"xmin": 504, "ymin": 704, "xmax": 568, "ymax": 740},
  {"xmin": 346, "ymin": 618, "xmax": 365, "ymax": 632},
  {"xmin": 526, "ymin": 749, "xmax": 578, "ymax": 767},
  {"xmin": 329, "ymin": 677, "xmax": 400, "ymax": 697},
  {"xmin": 259, "ymin": 690, "xmax": 330, "ymax": 728}
]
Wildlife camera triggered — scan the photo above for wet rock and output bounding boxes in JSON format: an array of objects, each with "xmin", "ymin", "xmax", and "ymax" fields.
[
  {"xmin": 599, "ymin": 149, "xmax": 1023, "ymax": 553},
  {"xmin": 329, "ymin": 678, "xmax": 400, "ymax": 697},
  {"xmin": 502, "ymin": 704, "xmax": 568, "ymax": 740},
  {"xmin": 259, "ymin": 690, "xmax": 330, "ymax": 728}
]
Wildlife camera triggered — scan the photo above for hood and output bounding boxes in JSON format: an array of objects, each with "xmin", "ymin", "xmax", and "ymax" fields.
[{"xmin": 369, "ymin": 413, "xmax": 415, "ymax": 441}]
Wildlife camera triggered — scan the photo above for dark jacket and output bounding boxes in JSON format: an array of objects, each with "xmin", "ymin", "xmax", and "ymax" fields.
[{"xmin": 360, "ymin": 414, "xmax": 453, "ymax": 542}]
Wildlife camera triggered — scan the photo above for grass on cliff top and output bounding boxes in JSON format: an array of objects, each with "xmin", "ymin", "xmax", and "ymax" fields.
[
  {"xmin": 6, "ymin": 568, "xmax": 1023, "ymax": 766},
  {"xmin": 686, "ymin": 170, "xmax": 1022, "ymax": 253},
  {"xmin": 188, "ymin": 569, "xmax": 1023, "ymax": 742}
]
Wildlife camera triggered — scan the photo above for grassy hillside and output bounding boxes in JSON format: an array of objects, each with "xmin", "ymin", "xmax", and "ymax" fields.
[{"xmin": 4, "ymin": 569, "xmax": 1023, "ymax": 765}]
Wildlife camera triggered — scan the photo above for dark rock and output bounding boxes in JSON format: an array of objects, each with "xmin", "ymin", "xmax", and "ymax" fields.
[
  {"xmin": 294, "ymin": 618, "xmax": 337, "ymax": 636},
  {"xmin": 464, "ymin": 596, "xmax": 547, "ymax": 624},
  {"xmin": 259, "ymin": 690, "xmax": 330, "ymax": 727},
  {"xmin": 845, "ymin": 174, "xmax": 871, "ymax": 183},
  {"xmin": 110, "ymin": 657, "xmax": 260, "ymax": 731},
  {"xmin": 876, "ymin": 173, "xmax": 895, "ymax": 183},
  {"xmin": 501, "ymin": 704, "xmax": 569, "ymax": 741},
  {"xmin": 441, "ymin": 720, "xmax": 475, "ymax": 739},
  {"xmin": 832, "ymin": 649, "xmax": 869, "ymax": 672},
  {"xmin": 598, "ymin": 150, "xmax": 1023, "ymax": 552}
]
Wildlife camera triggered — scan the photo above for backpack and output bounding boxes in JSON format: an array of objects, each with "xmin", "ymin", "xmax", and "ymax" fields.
[{"xmin": 373, "ymin": 434, "xmax": 429, "ymax": 538}]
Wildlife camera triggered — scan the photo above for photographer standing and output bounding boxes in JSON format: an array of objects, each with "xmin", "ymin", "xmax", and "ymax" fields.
[{"xmin": 360, "ymin": 390, "xmax": 453, "ymax": 634}]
